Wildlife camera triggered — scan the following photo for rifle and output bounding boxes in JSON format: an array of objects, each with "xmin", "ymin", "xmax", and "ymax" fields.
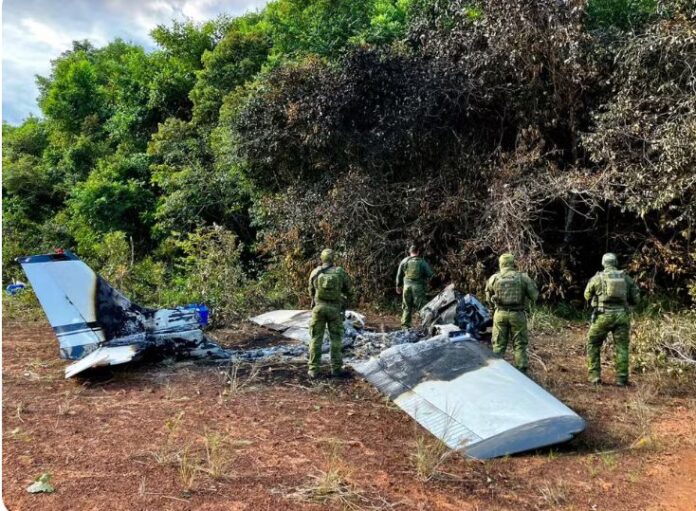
[
  {"xmin": 590, "ymin": 308, "xmax": 598, "ymax": 324},
  {"xmin": 589, "ymin": 296, "xmax": 601, "ymax": 324}
]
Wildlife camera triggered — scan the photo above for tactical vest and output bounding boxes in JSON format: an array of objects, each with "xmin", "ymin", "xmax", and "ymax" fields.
[
  {"xmin": 314, "ymin": 267, "xmax": 342, "ymax": 302},
  {"xmin": 404, "ymin": 257, "xmax": 424, "ymax": 282},
  {"xmin": 598, "ymin": 270, "xmax": 627, "ymax": 308},
  {"xmin": 493, "ymin": 271, "xmax": 524, "ymax": 308}
]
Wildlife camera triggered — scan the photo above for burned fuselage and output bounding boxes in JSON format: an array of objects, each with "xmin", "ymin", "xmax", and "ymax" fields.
[{"xmin": 17, "ymin": 251, "xmax": 229, "ymax": 378}]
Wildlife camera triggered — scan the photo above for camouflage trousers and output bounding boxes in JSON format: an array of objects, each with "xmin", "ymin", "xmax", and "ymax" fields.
[
  {"xmin": 309, "ymin": 302, "xmax": 344, "ymax": 373},
  {"xmin": 587, "ymin": 310, "xmax": 630, "ymax": 384},
  {"xmin": 492, "ymin": 309, "xmax": 529, "ymax": 372},
  {"xmin": 401, "ymin": 283, "xmax": 427, "ymax": 328}
]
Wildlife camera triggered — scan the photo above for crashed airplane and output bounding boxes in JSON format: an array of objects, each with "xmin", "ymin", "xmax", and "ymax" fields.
[
  {"xmin": 17, "ymin": 251, "xmax": 229, "ymax": 378},
  {"xmin": 18, "ymin": 250, "xmax": 585, "ymax": 458}
]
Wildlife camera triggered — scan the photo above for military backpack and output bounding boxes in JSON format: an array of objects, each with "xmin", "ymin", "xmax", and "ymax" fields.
[
  {"xmin": 404, "ymin": 257, "xmax": 424, "ymax": 281},
  {"xmin": 493, "ymin": 271, "xmax": 524, "ymax": 307},
  {"xmin": 598, "ymin": 270, "xmax": 627, "ymax": 307},
  {"xmin": 315, "ymin": 268, "xmax": 342, "ymax": 302}
]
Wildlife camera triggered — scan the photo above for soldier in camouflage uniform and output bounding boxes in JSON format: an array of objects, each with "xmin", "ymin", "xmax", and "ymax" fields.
[
  {"xmin": 485, "ymin": 253, "xmax": 539, "ymax": 373},
  {"xmin": 396, "ymin": 245, "xmax": 434, "ymax": 329},
  {"xmin": 584, "ymin": 253, "xmax": 640, "ymax": 386},
  {"xmin": 308, "ymin": 248, "xmax": 354, "ymax": 378}
]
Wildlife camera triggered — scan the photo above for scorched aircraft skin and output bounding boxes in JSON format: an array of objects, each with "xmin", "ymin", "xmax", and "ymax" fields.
[{"xmin": 17, "ymin": 251, "xmax": 229, "ymax": 378}]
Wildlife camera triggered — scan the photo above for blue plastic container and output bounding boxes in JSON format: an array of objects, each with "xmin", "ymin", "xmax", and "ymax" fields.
[{"xmin": 185, "ymin": 303, "xmax": 209, "ymax": 326}]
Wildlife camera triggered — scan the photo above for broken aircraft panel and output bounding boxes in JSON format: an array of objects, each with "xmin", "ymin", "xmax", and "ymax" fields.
[
  {"xmin": 17, "ymin": 251, "xmax": 230, "ymax": 378},
  {"xmin": 352, "ymin": 331, "xmax": 586, "ymax": 459},
  {"xmin": 420, "ymin": 284, "xmax": 492, "ymax": 337},
  {"xmin": 249, "ymin": 309, "xmax": 365, "ymax": 344}
]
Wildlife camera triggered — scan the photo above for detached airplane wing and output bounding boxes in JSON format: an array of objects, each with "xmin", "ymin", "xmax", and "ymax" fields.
[
  {"xmin": 352, "ymin": 332, "xmax": 586, "ymax": 459},
  {"xmin": 17, "ymin": 251, "xmax": 228, "ymax": 378}
]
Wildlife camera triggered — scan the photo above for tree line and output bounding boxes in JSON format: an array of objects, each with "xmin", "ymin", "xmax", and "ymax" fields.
[{"xmin": 3, "ymin": 0, "xmax": 695, "ymax": 322}]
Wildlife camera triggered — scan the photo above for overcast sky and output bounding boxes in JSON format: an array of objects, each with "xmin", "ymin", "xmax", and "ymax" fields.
[{"xmin": 2, "ymin": 0, "xmax": 268, "ymax": 125}]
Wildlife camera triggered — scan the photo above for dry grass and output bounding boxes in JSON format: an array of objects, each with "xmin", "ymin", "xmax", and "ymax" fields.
[
  {"xmin": 219, "ymin": 360, "xmax": 262, "ymax": 399},
  {"xmin": 633, "ymin": 312, "xmax": 696, "ymax": 374},
  {"xmin": 153, "ymin": 411, "xmax": 185, "ymax": 465},
  {"xmin": 627, "ymin": 383, "xmax": 657, "ymax": 447},
  {"xmin": 528, "ymin": 306, "xmax": 568, "ymax": 334},
  {"xmin": 412, "ymin": 434, "xmax": 450, "ymax": 481},
  {"xmin": 5, "ymin": 427, "xmax": 32, "ymax": 442},
  {"xmin": 2, "ymin": 290, "xmax": 44, "ymax": 321},
  {"xmin": 178, "ymin": 444, "xmax": 198, "ymax": 491},
  {"xmin": 201, "ymin": 430, "xmax": 237, "ymax": 479},
  {"xmin": 599, "ymin": 451, "xmax": 618, "ymax": 470},
  {"xmin": 539, "ymin": 479, "xmax": 568, "ymax": 508},
  {"xmin": 15, "ymin": 401, "xmax": 25, "ymax": 423},
  {"xmin": 57, "ymin": 394, "xmax": 80, "ymax": 416},
  {"xmin": 289, "ymin": 440, "xmax": 370, "ymax": 509}
]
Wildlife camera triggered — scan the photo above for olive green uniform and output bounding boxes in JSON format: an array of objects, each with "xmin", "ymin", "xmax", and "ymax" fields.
[
  {"xmin": 308, "ymin": 264, "xmax": 354, "ymax": 374},
  {"xmin": 396, "ymin": 255, "xmax": 434, "ymax": 328},
  {"xmin": 485, "ymin": 254, "xmax": 538, "ymax": 372},
  {"xmin": 584, "ymin": 259, "xmax": 639, "ymax": 384}
]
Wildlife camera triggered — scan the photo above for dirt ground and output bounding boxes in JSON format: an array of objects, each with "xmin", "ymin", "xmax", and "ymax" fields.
[{"xmin": 3, "ymin": 317, "xmax": 696, "ymax": 511}]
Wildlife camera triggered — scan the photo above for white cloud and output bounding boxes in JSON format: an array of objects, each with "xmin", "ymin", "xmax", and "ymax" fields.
[
  {"xmin": 181, "ymin": 0, "xmax": 219, "ymax": 22},
  {"xmin": 2, "ymin": 0, "xmax": 268, "ymax": 124},
  {"xmin": 21, "ymin": 18, "xmax": 78, "ymax": 52}
]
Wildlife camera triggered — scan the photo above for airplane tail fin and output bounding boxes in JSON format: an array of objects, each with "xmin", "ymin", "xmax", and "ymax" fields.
[{"xmin": 17, "ymin": 251, "xmax": 150, "ymax": 360}]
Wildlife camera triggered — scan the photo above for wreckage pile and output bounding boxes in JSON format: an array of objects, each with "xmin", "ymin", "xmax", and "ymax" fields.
[
  {"xmin": 244, "ymin": 285, "xmax": 493, "ymax": 365},
  {"xmin": 350, "ymin": 329, "xmax": 424, "ymax": 360},
  {"xmin": 243, "ymin": 310, "xmax": 424, "ymax": 364},
  {"xmin": 16, "ymin": 251, "xmax": 586, "ymax": 459}
]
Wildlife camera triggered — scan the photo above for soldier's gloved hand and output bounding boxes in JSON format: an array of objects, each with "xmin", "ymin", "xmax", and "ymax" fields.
[{"xmin": 396, "ymin": 287, "xmax": 402, "ymax": 295}]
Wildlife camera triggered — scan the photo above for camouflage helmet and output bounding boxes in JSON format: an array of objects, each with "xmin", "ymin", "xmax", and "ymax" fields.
[
  {"xmin": 499, "ymin": 253, "xmax": 516, "ymax": 270},
  {"xmin": 320, "ymin": 248, "xmax": 335, "ymax": 263},
  {"xmin": 601, "ymin": 252, "xmax": 618, "ymax": 269}
]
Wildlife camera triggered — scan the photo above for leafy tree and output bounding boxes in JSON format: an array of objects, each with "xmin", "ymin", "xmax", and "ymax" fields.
[
  {"xmin": 66, "ymin": 152, "xmax": 155, "ymax": 254},
  {"xmin": 263, "ymin": 0, "xmax": 367, "ymax": 57},
  {"xmin": 37, "ymin": 43, "xmax": 105, "ymax": 134},
  {"xmin": 2, "ymin": 117, "xmax": 48, "ymax": 157},
  {"xmin": 151, "ymin": 19, "xmax": 222, "ymax": 71},
  {"xmin": 148, "ymin": 118, "xmax": 251, "ymax": 238},
  {"xmin": 353, "ymin": 0, "xmax": 412, "ymax": 44},
  {"xmin": 189, "ymin": 14, "xmax": 270, "ymax": 125}
]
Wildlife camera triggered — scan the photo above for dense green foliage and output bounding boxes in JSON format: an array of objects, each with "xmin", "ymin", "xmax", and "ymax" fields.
[{"xmin": 3, "ymin": 0, "xmax": 695, "ymax": 321}]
